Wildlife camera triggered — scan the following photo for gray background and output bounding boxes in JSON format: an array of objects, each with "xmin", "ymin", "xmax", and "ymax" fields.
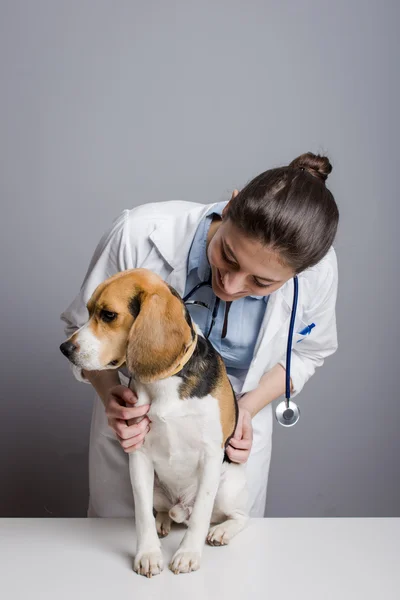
[{"xmin": 0, "ymin": 0, "xmax": 398, "ymax": 517}]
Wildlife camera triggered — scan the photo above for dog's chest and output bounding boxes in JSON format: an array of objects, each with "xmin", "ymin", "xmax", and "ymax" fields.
[{"xmin": 133, "ymin": 377, "xmax": 223, "ymax": 470}]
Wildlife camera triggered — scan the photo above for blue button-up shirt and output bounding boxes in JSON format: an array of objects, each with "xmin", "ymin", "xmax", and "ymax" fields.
[{"xmin": 184, "ymin": 201, "xmax": 269, "ymax": 390}]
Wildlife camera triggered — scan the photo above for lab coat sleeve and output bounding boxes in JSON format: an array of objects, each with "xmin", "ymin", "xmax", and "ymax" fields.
[
  {"xmin": 277, "ymin": 257, "xmax": 339, "ymax": 398},
  {"xmin": 59, "ymin": 209, "xmax": 134, "ymax": 383}
]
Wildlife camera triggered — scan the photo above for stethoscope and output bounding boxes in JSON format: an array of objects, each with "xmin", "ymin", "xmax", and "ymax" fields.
[{"xmin": 183, "ymin": 272, "xmax": 300, "ymax": 427}]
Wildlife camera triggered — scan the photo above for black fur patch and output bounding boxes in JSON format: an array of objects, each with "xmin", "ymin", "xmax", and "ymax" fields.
[
  {"xmin": 176, "ymin": 336, "xmax": 221, "ymax": 398},
  {"xmin": 128, "ymin": 293, "xmax": 142, "ymax": 319},
  {"xmin": 177, "ymin": 337, "xmax": 239, "ymax": 463},
  {"xmin": 166, "ymin": 283, "xmax": 181, "ymax": 302}
]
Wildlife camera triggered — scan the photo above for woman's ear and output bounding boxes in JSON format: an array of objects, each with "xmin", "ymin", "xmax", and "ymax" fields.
[
  {"xmin": 222, "ymin": 189, "xmax": 239, "ymax": 219},
  {"xmin": 126, "ymin": 291, "xmax": 191, "ymax": 383}
]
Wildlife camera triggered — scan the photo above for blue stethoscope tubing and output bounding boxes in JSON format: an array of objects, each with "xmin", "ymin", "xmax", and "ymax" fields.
[
  {"xmin": 285, "ymin": 275, "xmax": 298, "ymax": 401},
  {"xmin": 183, "ymin": 274, "xmax": 220, "ymax": 339},
  {"xmin": 183, "ymin": 274, "xmax": 300, "ymax": 427},
  {"xmin": 275, "ymin": 275, "xmax": 301, "ymax": 427}
]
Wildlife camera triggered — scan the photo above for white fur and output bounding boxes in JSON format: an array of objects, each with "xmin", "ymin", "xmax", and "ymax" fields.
[
  {"xmin": 72, "ymin": 324, "xmax": 104, "ymax": 370},
  {"xmin": 129, "ymin": 376, "xmax": 249, "ymax": 576}
]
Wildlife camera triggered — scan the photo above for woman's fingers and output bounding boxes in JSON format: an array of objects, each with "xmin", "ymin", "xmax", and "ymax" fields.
[
  {"xmin": 108, "ymin": 399, "xmax": 150, "ymax": 421},
  {"xmin": 225, "ymin": 444, "xmax": 248, "ymax": 464},
  {"xmin": 104, "ymin": 384, "xmax": 152, "ymax": 452},
  {"xmin": 228, "ymin": 437, "xmax": 252, "ymax": 450},
  {"xmin": 115, "ymin": 415, "xmax": 150, "ymax": 439},
  {"xmin": 125, "ymin": 440, "xmax": 145, "ymax": 452},
  {"xmin": 233, "ymin": 409, "xmax": 244, "ymax": 440},
  {"xmin": 117, "ymin": 423, "xmax": 151, "ymax": 452},
  {"xmin": 233, "ymin": 406, "xmax": 253, "ymax": 440},
  {"xmin": 227, "ymin": 405, "xmax": 253, "ymax": 463},
  {"xmin": 233, "ymin": 418, "xmax": 243, "ymax": 440},
  {"xmin": 109, "ymin": 385, "xmax": 138, "ymax": 405}
]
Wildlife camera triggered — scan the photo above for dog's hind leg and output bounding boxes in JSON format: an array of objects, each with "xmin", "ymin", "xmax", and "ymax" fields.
[
  {"xmin": 153, "ymin": 477, "xmax": 173, "ymax": 538},
  {"xmin": 155, "ymin": 512, "xmax": 172, "ymax": 538},
  {"xmin": 207, "ymin": 462, "xmax": 249, "ymax": 546},
  {"xmin": 169, "ymin": 447, "xmax": 224, "ymax": 574}
]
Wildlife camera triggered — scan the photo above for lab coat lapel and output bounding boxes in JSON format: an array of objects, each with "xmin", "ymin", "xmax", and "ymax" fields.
[
  {"xmin": 165, "ymin": 266, "xmax": 188, "ymax": 296},
  {"xmin": 255, "ymin": 289, "xmax": 292, "ymax": 356},
  {"xmin": 147, "ymin": 202, "xmax": 213, "ymax": 295}
]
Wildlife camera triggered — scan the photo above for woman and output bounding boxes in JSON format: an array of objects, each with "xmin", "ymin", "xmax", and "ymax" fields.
[{"xmin": 60, "ymin": 151, "xmax": 339, "ymax": 518}]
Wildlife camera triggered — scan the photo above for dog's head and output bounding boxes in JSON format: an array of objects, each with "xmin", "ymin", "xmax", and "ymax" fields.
[{"xmin": 60, "ymin": 269, "xmax": 196, "ymax": 383}]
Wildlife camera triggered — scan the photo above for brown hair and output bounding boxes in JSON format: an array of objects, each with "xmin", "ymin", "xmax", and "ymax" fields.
[{"xmin": 226, "ymin": 152, "xmax": 339, "ymax": 273}]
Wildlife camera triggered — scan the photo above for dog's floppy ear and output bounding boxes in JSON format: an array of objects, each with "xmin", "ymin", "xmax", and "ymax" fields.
[{"xmin": 126, "ymin": 291, "xmax": 191, "ymax": 383}]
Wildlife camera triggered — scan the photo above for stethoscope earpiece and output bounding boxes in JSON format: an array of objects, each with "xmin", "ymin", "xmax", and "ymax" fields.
[{"xmin": 275, "ymin": 399, "xmax": 300, "ymax": 427}]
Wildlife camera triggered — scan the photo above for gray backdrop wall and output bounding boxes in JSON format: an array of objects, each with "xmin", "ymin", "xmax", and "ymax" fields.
[{"xmin": 0, "ymin": 0, "xmax": 398, "ymax": 517}]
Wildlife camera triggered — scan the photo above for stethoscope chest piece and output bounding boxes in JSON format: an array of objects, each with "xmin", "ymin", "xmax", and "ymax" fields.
[{"xmin": 275, "ymin": 400, "xmax": 300, "ymax": 427}]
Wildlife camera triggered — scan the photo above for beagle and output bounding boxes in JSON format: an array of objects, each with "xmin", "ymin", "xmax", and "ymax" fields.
[{"xmin": 60, "ymin": 268, "xmax": 249, "ymax": 576}]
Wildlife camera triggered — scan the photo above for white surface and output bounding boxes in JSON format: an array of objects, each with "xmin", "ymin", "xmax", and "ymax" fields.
[{"xmin": 0, "ymin": 518, "xmax": 398, "ymax": 599}]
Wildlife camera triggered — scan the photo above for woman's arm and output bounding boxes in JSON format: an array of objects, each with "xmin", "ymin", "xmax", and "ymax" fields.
[
  {"xmin": 82, "ymin": 368, "xmax": 121, "ymax": 407},
  {"xmin": 225, "ymin": 363, "xmax": 291, "ymax": 463},
  {"xmin": 239, "ymin": 362, "xmax": 291, "ymax": 418}
]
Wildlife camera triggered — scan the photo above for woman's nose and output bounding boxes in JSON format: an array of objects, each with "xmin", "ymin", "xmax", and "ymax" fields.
[{"xmin": 221, "ymin": 271, "xmax": 246, "ymax": 295}]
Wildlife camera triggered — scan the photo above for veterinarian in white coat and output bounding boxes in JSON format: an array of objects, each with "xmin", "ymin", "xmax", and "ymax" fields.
[{"xmin": 60, "ymin": 152, "xmax": 339, "ymax": 518}]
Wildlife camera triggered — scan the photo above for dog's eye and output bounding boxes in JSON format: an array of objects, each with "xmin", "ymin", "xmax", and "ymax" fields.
[{"xmin": 101, "ymin": 310, "xmax": 117, "ymax": 323}]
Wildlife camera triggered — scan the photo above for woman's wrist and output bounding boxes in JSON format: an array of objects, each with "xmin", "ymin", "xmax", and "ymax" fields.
[
  {"xmin": 82, "ymin": 368, "xmax": 120, "ymax": 407},
  {"xmin": 238, "ymin": 363, "xmax": 290, "ymax": 418},
  {"xmin": 238, "ymin": 393, "xmax": 257, "ymax": 419}
]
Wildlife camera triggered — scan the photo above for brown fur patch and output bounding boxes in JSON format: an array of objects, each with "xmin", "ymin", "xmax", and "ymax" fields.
[{"xmin": 212, "ymin": 355, "xmax": 238, "ymax": 446}]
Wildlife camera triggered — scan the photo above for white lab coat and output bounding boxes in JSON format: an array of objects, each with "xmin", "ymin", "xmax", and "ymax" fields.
[{"xmin": 60, "ymin": 200, "xmax": 338, "ymax": 518}]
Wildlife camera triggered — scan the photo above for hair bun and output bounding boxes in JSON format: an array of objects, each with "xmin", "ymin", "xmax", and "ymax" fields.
[{"xmin": 289, "ymin": 152, "xmax": 332, "ymax": 183}]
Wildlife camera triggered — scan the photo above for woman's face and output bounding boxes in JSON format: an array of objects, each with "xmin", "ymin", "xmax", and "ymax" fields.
[{"xmin": 207, "ymin": 209, "xmax": 295, "ymax": 302}]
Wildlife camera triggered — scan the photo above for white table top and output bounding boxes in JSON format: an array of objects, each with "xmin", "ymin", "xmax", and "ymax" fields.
[{"xmin": 0, "ymin": 518, "xmax": 398, "ymax": 599}]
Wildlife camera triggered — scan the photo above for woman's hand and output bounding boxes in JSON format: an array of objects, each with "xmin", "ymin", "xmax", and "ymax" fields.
[
  {"xmin": 225, "ymin": 405, "xmax": 253, "ymax": 464},
  {"xmin": 104, "ymin": 385, "xmax": 151, "ymax": 453}
]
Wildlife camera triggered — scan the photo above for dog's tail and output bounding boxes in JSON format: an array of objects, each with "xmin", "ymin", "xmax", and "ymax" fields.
[{"xmin": 168, "ymin": 502, "xmax": 192, "ymax": 524}]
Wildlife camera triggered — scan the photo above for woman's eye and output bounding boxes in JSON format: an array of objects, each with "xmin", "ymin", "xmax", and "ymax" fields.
[
  {"xmin": 221, "ymin": 248, "xmax": 235, "ymax": 266},
  {"xmin": 101, "ymin": 310, "xmax": 117, "ymax": 322},
  {"xmin": 253, "ymin": 279, "xmax": 272, "ymax": 289}
]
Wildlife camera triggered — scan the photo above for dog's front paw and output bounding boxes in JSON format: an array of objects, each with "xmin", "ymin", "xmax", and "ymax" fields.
[
  {"xmin": 134, "ymin": 550, "xmax": 164, "ymax": 578},
  {"xmin": 169, "ymin": 550, "xmax": 201, "ymax": 574}
]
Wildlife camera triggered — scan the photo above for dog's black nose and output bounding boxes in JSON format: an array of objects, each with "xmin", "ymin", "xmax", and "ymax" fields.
[{"xmin": 59, "ymin": 341, "xmax": 77, "ymax": 358}]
